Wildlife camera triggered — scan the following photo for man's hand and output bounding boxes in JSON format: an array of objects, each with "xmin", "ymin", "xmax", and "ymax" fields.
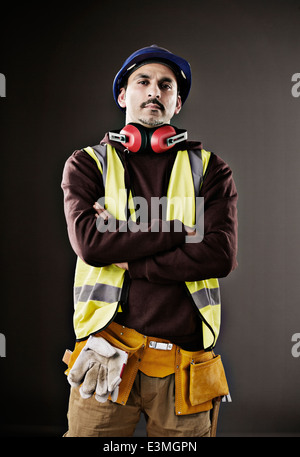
[
  {"xmin": 184, "ymin": 225, "xmax": 196, "ymax": 236},
  {"xmin": 93, "ymin": 203, "xmax": 194, "ymax": 267},
  {"xmin": 93, "ymin": 202, "xmax": 128, "ymax": 270},
  {"xmin": 114, "ymin": 262, "xmax": 129, "ymax": 270},
  {"xmin": 93, "ymin": 201, "xmax": 112, "ymax": 222}
]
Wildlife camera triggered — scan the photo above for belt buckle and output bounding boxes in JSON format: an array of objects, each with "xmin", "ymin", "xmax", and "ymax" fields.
[{"xmin": 149, "ymin": 341, "xmax": 173, "ymax": 351}]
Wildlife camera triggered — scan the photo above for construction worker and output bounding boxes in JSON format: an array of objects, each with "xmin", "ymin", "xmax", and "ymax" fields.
[{"xmin": 61, "ymin": 45, "xmax": 238, "ymax": 437}]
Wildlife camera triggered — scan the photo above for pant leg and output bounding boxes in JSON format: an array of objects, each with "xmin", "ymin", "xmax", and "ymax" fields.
[
  {"xmin": 65, "ymin": 371, "xmax": 211, "ymax": 437},
  {"xmin": 140, "ymin": 372, "xmax": 211, "ymax": 437},
  {"xmin": 65, "ymin": 383, "xmax": 142, "ymax": 437}
]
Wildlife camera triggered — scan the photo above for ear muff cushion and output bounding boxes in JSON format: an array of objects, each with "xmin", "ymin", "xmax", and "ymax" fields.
[
  {"xmin": 150, "ymin": 125, "xmax": 177, "ymax": 153},
  {"xmin": 120, "ymin": 123, "xmax": 147, "ymax": 153}
]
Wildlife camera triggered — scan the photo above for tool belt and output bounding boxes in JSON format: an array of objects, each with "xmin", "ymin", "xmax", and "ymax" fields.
[{"xmin": 63, "ymin": 321, "xmax": 229, "ymax": 415}]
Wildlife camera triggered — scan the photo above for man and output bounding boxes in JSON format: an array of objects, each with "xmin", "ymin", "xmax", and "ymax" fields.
[{"xmin": 61, "ymin": 45, "xmax": 238, "ymax": 437}]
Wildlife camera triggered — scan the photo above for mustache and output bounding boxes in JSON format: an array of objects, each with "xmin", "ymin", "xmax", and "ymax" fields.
[{"xmin": 140, "ymin": 98, "xmax": 165, "ymax": 111}]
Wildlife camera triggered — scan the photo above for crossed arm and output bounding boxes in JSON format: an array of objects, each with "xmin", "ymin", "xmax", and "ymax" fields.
[
  {"xmin": 92, "ymin": 201, "xmax": 196, "ymax": 271},
  {"xmin": 62, "ymin": 149, "xmax": 238, "ymax": 283}
]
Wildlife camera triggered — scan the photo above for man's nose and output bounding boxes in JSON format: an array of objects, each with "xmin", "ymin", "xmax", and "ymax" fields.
[{"xmin": 148, "ymin": 83, "xmax": 161, "ymax": 98}]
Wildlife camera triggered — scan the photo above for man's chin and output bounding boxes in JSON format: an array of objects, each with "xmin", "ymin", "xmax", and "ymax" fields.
[{"xmin": 138, "ymin": 117, "xmax": 165, "ymax": 127}]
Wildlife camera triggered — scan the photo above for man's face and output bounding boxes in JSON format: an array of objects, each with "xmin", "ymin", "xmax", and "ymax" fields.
[{"xmin": 117, "ymin": 63, "xmax": 182, "ymax": 127}]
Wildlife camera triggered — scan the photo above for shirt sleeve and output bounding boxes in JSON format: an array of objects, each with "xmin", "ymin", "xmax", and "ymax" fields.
[
  {"xmin": 127, "ymin": 153, "xmax": 238, "ymax": 283},
  {"xmin": 61, "ymin": 148, "xmax": 186, "ymax": 267}
]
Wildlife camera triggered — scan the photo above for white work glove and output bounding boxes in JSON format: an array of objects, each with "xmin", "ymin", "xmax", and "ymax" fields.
[{"xmin": 67, "ymin": 336, "xmax": 128, "ymax": 403}]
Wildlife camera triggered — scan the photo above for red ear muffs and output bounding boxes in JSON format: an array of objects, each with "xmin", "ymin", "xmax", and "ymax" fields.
[
  {"xmin": 149, "ymin": 125, "xmax": 177, "ymax": 153},
  {"xmin": 119, "ymin": 123, "xmax": 147, "ymax": 153},
  {"xmin": 109, "ymin": 123, "xmax": 187, "ymax": 154}
]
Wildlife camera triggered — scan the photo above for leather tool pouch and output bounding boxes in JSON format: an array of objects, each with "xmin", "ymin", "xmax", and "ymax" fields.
[
  {"xmin": 189, "ymin": 354, "xmax": 229, "ymax": 406},
  {"xmin": 175, "ymin": 348, "xmax": 229, "ymax": 415}
]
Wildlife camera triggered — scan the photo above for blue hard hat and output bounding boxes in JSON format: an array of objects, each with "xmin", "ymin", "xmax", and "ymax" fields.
[{"xmin": 113, "ymin": 45, "xmax": 192, "ymax": 111}]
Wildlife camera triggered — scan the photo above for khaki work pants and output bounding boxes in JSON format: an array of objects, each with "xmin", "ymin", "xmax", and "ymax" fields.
[{"xmin": 65, "ymin": 371, "xmax": 211, "ymax": 437}]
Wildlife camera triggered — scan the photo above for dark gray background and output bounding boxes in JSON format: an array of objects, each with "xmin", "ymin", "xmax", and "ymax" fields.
[{"xmin": 0, "ymin": 0, "xmax": 299, "ymax": 437}]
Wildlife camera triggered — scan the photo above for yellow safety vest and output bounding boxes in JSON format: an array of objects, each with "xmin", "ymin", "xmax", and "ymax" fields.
[{"xmin": 73, "ymin": 144, "xmax": 221, "ymax": 350}]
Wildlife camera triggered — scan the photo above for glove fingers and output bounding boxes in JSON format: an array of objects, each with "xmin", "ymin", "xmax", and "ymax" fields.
[
  {"xmin": 107, "ymin": 349, "xmax": 128, "ymax": 392},
  {"xmin": 67, "ymin": 351, "xmax": 93, "ymax": 387},
  {"xmin": 80, "ymin": 362, "xmax": 99, "ymax": 397},
  {"xmin": 67, "ymin": 338, "xmax": 128, "ymax": 405},
  {"xmin": 79, "ymin": 387, "xmax": 93, "ymax": 399},
  {"xmin": 95, "ymin": 392, "xmax": 109, "ymax": 403},
  {"xmin": 95, "ymin": 364, "xmax": 108, "ymax": 397},
  {"xmin": 108, "ymin": 375, "xmax": 122, "ymax": 393},
  {"xmin": 95, "ymin": 365, "xmax": 109, "ymax": 403},
  {"xmin": 110, "ymin": 386, "xmax": 119, "ymax": 403}
]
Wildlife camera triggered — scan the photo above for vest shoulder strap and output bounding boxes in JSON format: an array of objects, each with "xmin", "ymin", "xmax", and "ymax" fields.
[
  {"xmin": 83, "ymin": 144, "xmax": 211, "ymax": 196},
  {"xmin": 187, "ymin": 148, "xmax": 211, "ymax": 196},
  {"xmin": 83, "ymin": 144, "xmax": 107, "ymax": 180}
]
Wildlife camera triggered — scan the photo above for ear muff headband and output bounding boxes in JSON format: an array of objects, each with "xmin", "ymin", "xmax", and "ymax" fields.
[{"xmin": 109, "ymin": 123, "xmax": 187, "ymax": 154}]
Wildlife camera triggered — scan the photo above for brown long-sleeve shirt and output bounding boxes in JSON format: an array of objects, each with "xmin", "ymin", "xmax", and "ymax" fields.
[{"xmin": 61, "ymin": 134, "xmax": 238, "ymax": 350}]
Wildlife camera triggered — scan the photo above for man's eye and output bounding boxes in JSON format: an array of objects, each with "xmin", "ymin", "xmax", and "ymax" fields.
[{"xmin": 138, "ymin": 80, "xmax": 148, "ymax": 85}]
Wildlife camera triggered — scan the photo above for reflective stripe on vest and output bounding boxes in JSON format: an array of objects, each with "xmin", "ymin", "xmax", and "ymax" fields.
[{"xmin": 73, "ymin": 144, "xmax": 221, "ymax": 349}]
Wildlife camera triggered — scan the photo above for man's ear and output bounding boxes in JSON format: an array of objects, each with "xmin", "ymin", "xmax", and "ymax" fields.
[
  {"xmin": 118, "ymin": 88, "xmax": 126, "ymax": 109},
  {"xmin": 174, "ymin": 94, "xmax": 182, "ymax": 115}
]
